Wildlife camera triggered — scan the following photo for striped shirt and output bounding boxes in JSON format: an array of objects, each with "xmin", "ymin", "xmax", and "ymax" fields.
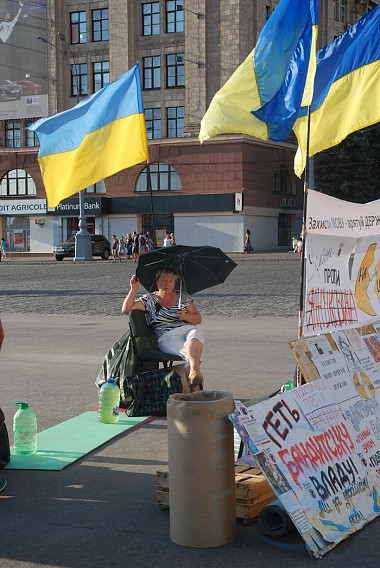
[{"xmin": 139, "ymin": 292, "xmax": 191, "ymax": 339}]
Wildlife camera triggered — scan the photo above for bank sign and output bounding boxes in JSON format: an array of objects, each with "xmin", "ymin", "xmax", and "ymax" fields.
[
  {"xmin": 47, "ymin": 197, "xmax": 102, "ymax": 216},
  {"xmin": 0, "ymin": 199, "xmax": 47, "ymax": 216}
]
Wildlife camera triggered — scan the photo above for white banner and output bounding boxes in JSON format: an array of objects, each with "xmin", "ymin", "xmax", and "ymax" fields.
[
  {"xmin": 304, "ymin": 191, "xmax": 380, "ymax": 337},
  {"xmin": 307, "ymin": 190, "xmax": 380, "ymax": 237}
]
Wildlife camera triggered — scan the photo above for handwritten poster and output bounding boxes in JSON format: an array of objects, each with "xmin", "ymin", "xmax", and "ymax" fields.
[
  {"xmin": 304, "ymin": 190, "xmax": 380, "ymax": 337},
  {"xmin": 231, "ymin": 378, "xmax": 380, "ymax": 558}
]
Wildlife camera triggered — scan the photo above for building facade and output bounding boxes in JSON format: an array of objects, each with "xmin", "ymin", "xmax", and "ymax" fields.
[{"xmin": 0, "ymin": 0, "xmax": 378, "ymax": 254}]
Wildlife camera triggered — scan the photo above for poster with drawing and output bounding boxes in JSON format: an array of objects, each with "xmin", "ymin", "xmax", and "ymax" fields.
[
  {"xmin": 303, "ymin": 190, "xmax": 380, "ymax": 337},
  {"xmin": 231, "ymin": 379, "xmax": 380, "ymax": 558}
]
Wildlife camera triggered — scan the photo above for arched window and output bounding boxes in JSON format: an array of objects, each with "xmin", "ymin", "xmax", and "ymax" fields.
[
  {"xmin": 135, "ymin": 163, "xmax": 181, "ymax": 192},
  {"xmin": 0, "ymin": 169, "xmax": 37, "ymax": 196}
]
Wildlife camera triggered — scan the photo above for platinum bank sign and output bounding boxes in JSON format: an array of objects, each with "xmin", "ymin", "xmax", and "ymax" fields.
[
  {"xmin": 0, "ymin": 199, "xmax": 47, "ymax": 215},
  {"xmin": 47, "ymin": 197, "xmax": 102, "ymax": 216}
]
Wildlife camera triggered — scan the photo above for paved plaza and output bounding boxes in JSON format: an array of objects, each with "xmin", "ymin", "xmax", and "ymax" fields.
[{"xmin": 1, "ymin": 254, "xmax": 379, "ymax": 567}]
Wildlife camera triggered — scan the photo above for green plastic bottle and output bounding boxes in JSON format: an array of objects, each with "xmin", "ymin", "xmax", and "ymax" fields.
[
  {"xmin": 98, "ymin": 378, "xmax": 120, "ymax": 424},
  {"xmin": 13, "ymin": 402, "xmax": 37, "ymax": 455}
]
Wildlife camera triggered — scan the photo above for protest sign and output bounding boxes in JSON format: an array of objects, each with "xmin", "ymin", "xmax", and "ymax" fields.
[{"xmin": 303, "ymin": 190, "xmax": 380, "ymax": 337}]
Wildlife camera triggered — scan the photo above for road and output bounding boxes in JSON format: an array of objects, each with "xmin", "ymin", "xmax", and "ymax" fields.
[{"xmin": 0, "ymin": 254, "xmax": 301, "ymax": 317}]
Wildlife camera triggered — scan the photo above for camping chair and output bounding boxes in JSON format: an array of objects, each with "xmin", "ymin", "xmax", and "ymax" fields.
[{"xmin": 128, "ymin": 310, "xmax": 184, "ymax": 373}]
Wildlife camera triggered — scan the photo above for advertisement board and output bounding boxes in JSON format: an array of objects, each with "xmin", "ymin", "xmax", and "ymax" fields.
[{"xmin": 0, "ymin": 0, "xmax": 48, "ymax": 120}]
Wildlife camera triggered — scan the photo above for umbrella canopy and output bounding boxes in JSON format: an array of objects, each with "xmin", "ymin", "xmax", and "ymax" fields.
[{"xmin": 136, "ymin": 245, "xmax": 237, "ymax": 297}]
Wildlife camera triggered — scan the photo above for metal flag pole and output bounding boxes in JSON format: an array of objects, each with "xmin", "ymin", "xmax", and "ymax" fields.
[
  {"xmin": 146, "ymin": 162, "xmax": 157, "ymax": 248},
  {"xmin": 295, "ymin": 106, "xmax": 312, "ymax": 386}
]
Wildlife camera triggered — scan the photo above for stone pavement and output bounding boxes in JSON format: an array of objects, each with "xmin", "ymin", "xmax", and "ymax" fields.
[{"xmin": 1, "ymin": 256, "xmax": 379, "ymax": 567}]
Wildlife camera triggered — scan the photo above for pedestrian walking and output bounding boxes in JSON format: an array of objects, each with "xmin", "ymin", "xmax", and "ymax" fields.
[
  {"xmin": 119, "ymin": 235, "xmax": 127, "ymax": 262},
  {"xmin": 138, "ymin": 232, "xmax": 147, "ymax": 255},
  {"xmin": 132, "ymin": 231, "xmax": 139, "ymax": 262},
  {"xmin": 126, "ymin": 233, "xmax": 133, "ymax": 259},
  {"xmin": 146, "ymin": 231, "xmax": 154, "ymax": 251},
  {"xmin": 1, "ymin": 237, "xmax": 7, "ymax": 260},
  {"xmin": 243, "ymin": 229, "xmax": 253, "ymax": 255},
  {"xmin": 112, "ymin": 235, "xmax": 121, "ymax": 262},
  {"xmin": 163, "ymin": 234, "xmax": 172, "ymax": 247}
]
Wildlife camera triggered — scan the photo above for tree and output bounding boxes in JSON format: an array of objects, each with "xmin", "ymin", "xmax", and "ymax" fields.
[{"xmin": 314, "ymin": 123, "xmax": 380, "ymax": 203}]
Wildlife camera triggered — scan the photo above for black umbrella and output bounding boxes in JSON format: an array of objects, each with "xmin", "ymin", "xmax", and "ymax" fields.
[{"xmin": 136, "ymin": 245, "xmax": 237, "ymax": 305}]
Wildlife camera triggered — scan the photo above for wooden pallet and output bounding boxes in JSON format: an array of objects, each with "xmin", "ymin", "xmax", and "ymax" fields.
[{"xmin": 156, "ymin": 464, "xmax": 275, "ymax": 524}]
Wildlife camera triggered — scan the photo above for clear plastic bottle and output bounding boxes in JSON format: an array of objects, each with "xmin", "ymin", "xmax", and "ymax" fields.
[
  {"xmin": 13, "ymin": 402, "xmax": 37, "ymax": 455},
  {"xmin": 98, "ymin": 378, "xmax": 120, "ymax": 424}
]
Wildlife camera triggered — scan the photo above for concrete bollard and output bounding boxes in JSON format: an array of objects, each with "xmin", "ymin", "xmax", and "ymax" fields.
[{"xmin": 167, "ymin": 390, "xmax": 237, "ymax": 548}]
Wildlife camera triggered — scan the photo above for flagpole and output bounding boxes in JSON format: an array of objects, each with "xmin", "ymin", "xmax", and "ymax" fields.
[
  {"xmin": 295, "ymin": 106, "xmax": 312, "ymax": 385},
  {"xmin": 146, "ymin": 162, "xmax": 157, "ymax": 248}
]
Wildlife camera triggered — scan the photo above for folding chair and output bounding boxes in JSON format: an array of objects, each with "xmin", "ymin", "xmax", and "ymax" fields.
[{"xmin": 128, "ymin": 310, "xmax": 184, "ymax": 372}]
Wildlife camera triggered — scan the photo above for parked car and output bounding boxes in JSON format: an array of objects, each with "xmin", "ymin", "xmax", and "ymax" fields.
[
  {"xmin": 14, "ymin": 80, "xmax": 42, "ymax": 96},
  {"xmin": 0, "ymin": 80, "xmax": 21, "ymax": 100},
  {"xmin": 53, "ymin": 234, "xmax": 111, "ymax": 261}
]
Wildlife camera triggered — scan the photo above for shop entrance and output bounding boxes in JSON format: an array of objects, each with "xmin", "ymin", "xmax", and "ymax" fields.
[
  {"xmin": 66, "ymin": 217, "xmax": 95, "ymax": 239},
  {"xmin": 4, "ymin": 217, "xmax": 30, "ymax": 252},
  {"xmin": 143, "ymin": 213, "xmax": 174, "ymax": 248}
]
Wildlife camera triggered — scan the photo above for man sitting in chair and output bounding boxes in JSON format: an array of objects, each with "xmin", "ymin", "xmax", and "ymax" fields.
[{"xmin": 122, "ymin": 269, "xmax": 204, "ymax": 391}]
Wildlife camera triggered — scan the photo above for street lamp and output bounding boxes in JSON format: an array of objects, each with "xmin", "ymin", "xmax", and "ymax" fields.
[{"xmin": 36, "ymin": 33, "xmax": 93, "ymax": 261}]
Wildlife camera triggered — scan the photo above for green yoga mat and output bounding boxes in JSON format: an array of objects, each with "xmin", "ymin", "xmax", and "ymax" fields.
[{"xmin": 5, "ymin": 411, "xmax": 154, "ymax": 471}]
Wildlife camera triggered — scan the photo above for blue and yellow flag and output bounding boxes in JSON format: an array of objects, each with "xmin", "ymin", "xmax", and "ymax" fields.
[
  {"xmin": 199, "ymin": 0, "xmax": 318, "ymax": 144},
  {"xmin": 30, "ymin": 64, "xmax": 148, "ymax": 208},
  {"xmin": 294, "ymin": 6, "xmax": 380, "ymax": 177}
]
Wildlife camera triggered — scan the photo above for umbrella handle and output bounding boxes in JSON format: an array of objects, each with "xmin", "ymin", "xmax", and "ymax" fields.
[{"xmin": 178, "ymin": 278, "xmax": 183, "ymax": 309}]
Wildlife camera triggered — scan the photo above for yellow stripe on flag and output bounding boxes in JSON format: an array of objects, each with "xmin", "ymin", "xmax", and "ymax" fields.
[
  {"xmin": 199, "ymin": 49, "xmax": 268, "ymax": 143},
  {"xmin": 39, "ymin": 114, "xmax": 148, "ymax": 208},
  {"xmin": 294, "ymin": 60, "xmax": 380, "ymax": 177}
]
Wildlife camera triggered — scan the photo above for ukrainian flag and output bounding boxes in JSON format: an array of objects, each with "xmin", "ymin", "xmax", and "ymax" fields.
[
  {"xmin": 294, "ymin": 6, "xmax": 380, "ymax": 177},
  {"xmin": 29, "ymin": 64, "xmax": 148, "ymax": 208},
  {"xmin": 199, "ymin": 0, "xmax": 318, "ymax": 144}
]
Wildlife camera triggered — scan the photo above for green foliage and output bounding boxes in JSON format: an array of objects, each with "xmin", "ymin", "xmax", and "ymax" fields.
[{"xmin": 314, "ymin": 124, "xmax": 380, "ymax": 203}]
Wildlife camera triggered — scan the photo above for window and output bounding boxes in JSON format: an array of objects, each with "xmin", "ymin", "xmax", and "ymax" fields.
[
  {"xmin": 143, "ymin": 56, "xmax": 161, "ymax": 89},
  {"xmin": 92, "ymin": 8, "xmax": 109, "ymax": 41},
  {"xmin": 5, "ymin": 121, "xmax": 21, "ymax": 148},
  {"xmin": 335, "ymin": 0, "xmax": 346, "ymax": 22},
  {"xmin": 72, "ymin": 63, "xmax": 88, "ymax": 97},
  {"xmin": 145, "ymin": 108, "xmax": 162, "ymax": 139},
  {"xmin": 266, "ymin": 5, "xmax": 273, "ymax": 20},
  {"xmin": 70, "ymin": 11, "xmax": 87, "ymax": 44},
  {"xmin": 0, "ymin": 169, "xmax": 36, "ymax": 196},
  {"xmin": 273, "ymin": 165, "xmax": 294, "ymax": 194},
  {"xmin": 93, "ymin": 61, "xmax": 110, "ymax": 92},
  {"xmin": 167, "ymin": 54, "xmax": 184, "ymax": 88},
  {"xmin": 167, "ymin": 106, "xmax": 184, "ymax": 138},
  {"xmin": 142, "ymin": 2, "xmax": 160, "ymax": 35},
  {"xmin": 85, "ymin": 180, "xmax": 106, "ymax": 194},
  {"xmin": 135, "ymin": 163, "xmax": 181, "ymax": 192},
  {"xmin": 166, "ymin": 0, "xmax": 184, "ymax": 33},
  {"xmin": 278, "ymin": 214, "xmax": 292, "ymax": 246},
  {"xmin": 25, "ymin": 119, "xmax": 39, "ymax": 147},
  {"xmin": 143, "ymin": 213, "xmax": 174, "ymax": 245}
]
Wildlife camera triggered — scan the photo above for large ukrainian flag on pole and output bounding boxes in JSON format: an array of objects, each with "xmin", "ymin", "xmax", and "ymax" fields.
[
  {"xmin": 199, "ymin": 0, "xmax": 318, "ymax": 144},
  {"xmin": 294, "ymin": 5, "xmax": 380, "ymax": 177},
  {"xmin": 29, "ymin": 64, "xmax": 148, "ymax": 208}
]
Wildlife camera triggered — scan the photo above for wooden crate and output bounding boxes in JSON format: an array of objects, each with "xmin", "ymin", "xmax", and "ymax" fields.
[{"xmin": 156, "ymin": 464, "xmax": 275, "ymax": 524}]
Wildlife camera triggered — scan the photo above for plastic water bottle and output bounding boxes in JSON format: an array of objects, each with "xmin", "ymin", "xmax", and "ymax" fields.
[
  {"xmin": 98, "ymin": 378, "xmax": 120, "ymax": 424},
  {"xmin": 13, "ymin": 402, "xmax": 37, "ymax": 455}
]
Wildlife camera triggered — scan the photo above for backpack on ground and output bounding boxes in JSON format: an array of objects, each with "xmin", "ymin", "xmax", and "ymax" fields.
[{"xmin": 0, "ymin": 407, "xmax": 10, "ymax": 468}]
